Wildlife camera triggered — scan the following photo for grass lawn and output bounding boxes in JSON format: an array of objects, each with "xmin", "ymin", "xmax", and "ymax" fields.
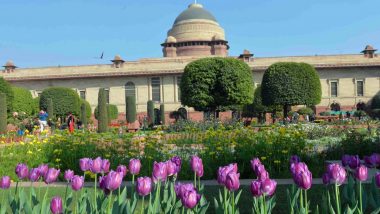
[{"xmin": 4, "ymin": 184, "xmax": 353, "ymax": 214}]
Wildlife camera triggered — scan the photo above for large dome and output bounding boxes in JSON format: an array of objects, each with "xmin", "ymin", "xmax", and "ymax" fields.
[{"xmin": 174, "ymin": 3, "xmax": 217, "ymax": 25}]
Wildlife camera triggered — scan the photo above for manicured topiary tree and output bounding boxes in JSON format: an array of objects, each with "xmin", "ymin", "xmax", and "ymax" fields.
[
  {"xmin": 97, "ymin": 88, "xmax": 108, "ymax": 133},
  {"xmin": 0, "ymin": 77, "xmax": 14, "ymax": 113},
  {"xmin": 94, "ymin": 104, "xmax": 118, "ymax": 121},
  {"xmin": 0, "ymin": 93, "xmax": 6, "ymax": 134},
  {"xmin": 80, "ymin": 103, "xmax": 87, "ymax": 127},
  {"xmin": 126, "ymin": 96, "xmax": 136, "ymax": 123},
  {"xmin": 147, "ymin": 100, "xmax": 155, "ymax": 127},
  {"xmin": 46, "ymin": 98, "xmax": 54, "ymax": 120},
  {"xmin": 80, "ymin": 99, "xmax": 92, "ymax": 121},
  {"xmin": 160, "ymin": 104, "xmax": 165, "ymax": 125},
  {"xmin": 180, "ymin": 57, "xmax": 254, "ymax": 118},
  {"xmin": 11, "ymin": 87, "xmax": 35, "ymax": 115},
  {"xmin": 261, "ymin": 62, "xmax": 321, "ymax": 120},
  {"xmin": 40, "ymin": 87, "xmax": 81, "ymax": 117}
]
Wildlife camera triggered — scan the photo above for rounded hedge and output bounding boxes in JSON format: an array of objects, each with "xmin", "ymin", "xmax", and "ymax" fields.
[
  {"xmin": 11, "ymin": 87, "xmax": 36, "ymax": 115},
  {"xmin": 40, "ymin": 87, "xmax": 81, "ymax": 117},
  {"xmin": 0, "ymin": 77, "xmax": 14, "ymax": 113},
  {"xmin": 94, "ymin": 104, "xmax": 118, "ymax": 121},
  {"xmin": 180, "ymin": 57, "xmax": 254, "ymax": 112},
  {"xmin": 262, "ymin": 62, "xmax": 321, "ymax": 107}
]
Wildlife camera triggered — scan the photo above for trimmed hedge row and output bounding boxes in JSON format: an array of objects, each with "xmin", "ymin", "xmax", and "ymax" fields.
[{"xmin": 40, "ymin": 87, "xmax": 81, "ymax": 117}]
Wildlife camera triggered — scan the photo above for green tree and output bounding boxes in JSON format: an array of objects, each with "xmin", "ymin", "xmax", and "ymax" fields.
[
  {"xmin": 0, "ymin": 77, "xmax": 14, "ymax": 113},
  {"xmin": 147, "ymin": 100, "xmax": 155, "ymax": 127},
  {"xmin": 261, "ymin": 62, "xmax": 321, "ymax": 120},
  {"xmin": 80, "ymin": 103, "xmax": 88, "ymax": 127},
  {"xmin": 126, "ymin": 96, "xmax": 136, "ymax": 123},
  {"xmin": 11, "ymin": 87, "xmax": 35, "ymax": 115},
  {"xmin": 94, "ymin": 104, "xmax": 118, "ymax": 121},
  {"xmin": 180, "ymin": 57, "xmax": 254, "ymax": 117},
  {"xmin": 80, "ymin": 99, "xmax": 92, "ymax": 121},
  {"xmin": 0, "ymin": 93, "xmax": 6, "ymax": 134},
  {"xmin": 46, "ymin": 98, "xmax": 54, "ymax": 120},
  {"xmin": 97, "ymin": 88, "xmax": 108, "ymax": 133},
  {"xmin": 39, "ymin": 87, "xmax": 81, "ymax": 118}
]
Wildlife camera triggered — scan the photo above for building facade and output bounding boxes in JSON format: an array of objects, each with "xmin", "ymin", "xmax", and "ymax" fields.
[{"xmin": 1, "ymin": 3, "xmax": 380, "ymax": 121}]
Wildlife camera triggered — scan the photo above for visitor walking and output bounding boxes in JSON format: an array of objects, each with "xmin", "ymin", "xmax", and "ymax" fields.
[
  {"xmin": 66, "ymin": 112, "xmax": 75, "ymax": 133},
  {"xmin": 38, "ymin": 110, "xmax": 48, "ymax": 132}
]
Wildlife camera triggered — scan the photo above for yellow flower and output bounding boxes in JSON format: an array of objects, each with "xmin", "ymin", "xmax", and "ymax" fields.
[
  {"xmin": 55, "ymin": 159, "xmax": 61, "ymax": 162},
  {"xmin": 27, "ymin": 150, "xmax": 33, "ymax": 155},
  {"xmin": 37, "ymin": 149, "xmax": 42, "ymax": 152},
  {"xmin": 0, "ymin": 141, "xmax": 5, "ymax": 144},
  {"xmin": 20, "ymin": 141, "xmax": 25, "ymax": 145},
  {"xmin": 274, "ymin": 160, "xmax": 281, "ymax": 164},
  {"xmin": 282, "ymin": 150, "xmax": 288, "ymax": 154},
  {"xmin": 261, "ymin": 156, "xmax": 267, "ymax": 160}
]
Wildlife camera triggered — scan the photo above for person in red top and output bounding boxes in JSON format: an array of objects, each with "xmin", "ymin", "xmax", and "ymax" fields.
[{"xmin": 66, "ymin": 112, "xmax": 75, "ymax": 133}]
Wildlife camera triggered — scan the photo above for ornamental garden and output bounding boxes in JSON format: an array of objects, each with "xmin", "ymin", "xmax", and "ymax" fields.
[{"xmin": 0, "ymin": 58, "xmax": 380, "ymax": 213}]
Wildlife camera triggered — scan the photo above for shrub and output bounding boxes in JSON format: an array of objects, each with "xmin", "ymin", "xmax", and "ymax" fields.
[
  {"xmin": 94, "ymin": 104, "xmax": 118, "ymax": 121},
  {"xmin": 160, "ymin": 104, "xmax": 165, "ymax": 125},
  {"xmin": 147, "ymin": 100, "xmax": 154, "ymax": 126},
  {"xmin": 39, "ymin": 87, "xmax": 81, "ymax": 117},
  {"xmin": 0, "ymin": 77, "xmax": 14, "ymax": 113},
  {"xmin": 0, "ymin": 93, "xmax": 6, "ymax": 133},
  {"xmin": 11, "ymin": 87, "xmax": 35, "ymax": 115},
  {"xmin": 80, "ymin": 103, "xmax": 87, "ymax": 127},
  {"xmin": 97, "ymin": 88, "xmax": 108, "ymax": 133},
  {"xmin": 46, "ymin": 98, "xmax": 54, "ymax": 119},
  {"xmin": 297, "ymin": 107, "xmax": 314, "ymax": 116},
  {"xmin": 126, "ymin": 96, "xmax": 136, "ymax": 123},
  {"xmin": 80, "ymin": 99, "xmax": 92, "ymax": 120}
]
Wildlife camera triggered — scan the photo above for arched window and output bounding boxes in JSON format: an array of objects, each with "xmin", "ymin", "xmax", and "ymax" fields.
[{"xmin": 125, "ymin": 82, "xmax": 136, "ymax": 98}]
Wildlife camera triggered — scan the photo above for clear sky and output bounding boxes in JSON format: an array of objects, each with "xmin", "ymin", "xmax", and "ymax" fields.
[{"xmin": 0, "ymin": 0, "xmax": 379, "ymax": 68}]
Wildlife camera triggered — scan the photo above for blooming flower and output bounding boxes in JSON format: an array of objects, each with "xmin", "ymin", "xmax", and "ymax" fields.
[
  {"xmin": 0, "ymin": 176, "xmax": 11, "ymax": 189},
  {"xmin": 225, "ymin": 171, "xmax": 240, "ymax": 191},
  {"xmin": 15, "ymin": 163, "xmax": 29, "ymax": 180},
  {"xmin": 64, "ymin": 170, "xmax": 74, "ymax": 182},
  {"xmin": 129, "ymin": 159, "xmax": 141, "ymax": 175},
  {"xmin": 217, "ymin": 163, "xmax": 238, "ymax": 185},
  {"xmin": 355, "ymin": 165, "xmax": 368, "ymax": 182},
  {"xmin": 104, "ymin": 171, "xmax": 123, "ymax": 191},
  {"xmin": 116, "ymin": 165, "xmax": 128, "ymax": 178},
  {"xmin": 79, "ymin": 158, "xmax": 91, "ymax": 172},
  {"xmin": 260, "ymin": 178, "xmax": 277, "ymax": 196},
  {"xmin": 101, "ymin": 159, "xmax": 110, "ymax": 173},
  {"xmin": 152, "ymin": 161, "xmax": 167, "ymax": 182},
  {"xmin": 327, "ymin": 163, "xmax": 346, "ymax": 186},
  {"xmin": 50, "ymin": 196, "xmax": 63, "ymax": 214},
  {"xmin": 250, "ymin": 180, "xmax": 262, "ymax": 197},
  {"xmin": 29, "ymin": 168, "xmax": 41, "ymax": 182},
  {"xmin": 44, "ymin": 168, "xmax": 60, "ymax": 184},
  {"xmin": 136, "ymin": 177, "xmax": 152, "ymax": 197},
  {"xmin": 71, "ymin": 175, "xmax": 84, "ymax": 191},
  {"xmin": 90, "ymin": 157, "xmax": 102, "ymax": 174},
  {"xmin": 190, "ymin": 156, "xmax": 204, "ymax": 177}
]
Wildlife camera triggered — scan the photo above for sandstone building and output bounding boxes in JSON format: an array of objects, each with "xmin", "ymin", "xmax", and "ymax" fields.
[{"xmin": 1, "ymin": 3, "xmax": 380, "ymax": 122}]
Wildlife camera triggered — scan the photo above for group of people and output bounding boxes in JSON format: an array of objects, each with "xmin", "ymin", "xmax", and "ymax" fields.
[{"xmin": 38, "ymin": 110, "xmax": 77, "ymax": 133}]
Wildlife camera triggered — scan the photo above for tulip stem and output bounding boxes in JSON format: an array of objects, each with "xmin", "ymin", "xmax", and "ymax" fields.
[
  {"xmin": 335, "ymin": 184, "xmax": 341, "ymax": 214},
  {"xmin": 194, "ymin": 172, "xmax": 196, "ymax": 189},
  {"xmin": 232, "ymin": 191, "xmax": 235, "ymax": 214},
  {"xmin": 29, "ymin": 182, "xmax": 33, "ymax": 207},
  {"xmin": 108, "ymin": 191, "xmax": 113, "ymax": 214},
  {"xmin": 299, "ymin": 188, "xmax": 303, "ymax": 211},
  {"xmin": 263, "ymin": 194, "xmax": 267, "ymax": 214},
  {"xmin": 359, "ymin": 181, "xmax": 363, "ymax": 214},
  {"xmin": 14, "ymin": 181, "xmax": 18, "ymax": 196},
  {"xmin": 140, "ymin": 196, "xmax": 145, "ymax": 214},
  {"xmin": 64, "ymin": 182, "xmax": 69, "ymax": 212},
  {"xmin": 304, "ymin": 190, "xmax": 308, "ymax": 214},
  {"xmin": 223, "ymin": 187, "xmax": 227, "ymax": 214},
  {"xmin": 198, "ymin": 177, "xmax": 200, "ymax": 191},
  {"xmin": 94, "ymin": 175, "xmax": 97, "ymax": 212}
]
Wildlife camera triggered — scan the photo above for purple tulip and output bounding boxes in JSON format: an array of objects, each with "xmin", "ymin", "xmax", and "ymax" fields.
[
  {"xmin": 341, "ymin": 155, "xmax": 351, "ymax": 167},
  {"xmin": 105, "ymin": 171, "xmax": 123, "ymax": 191},
  {"xmin": 250, "ymin": 180, "xmax": 262, "ymax": 197},
  {"xmin": 129, "ymin": 159, "xmax": 141, "ymax": 175},
  {"xmin": 0, "ymin": 176, "xmax": 11, "ymax": 189},
  {"xmin": 225, "ymin": 172, "xmax": 240, "ymax": 191},
  {"xmin": 290, "ymin": 155, "xmax": 301, "ymax": 165},
  {"xmin": 181, "ymin": 189, "xmax": 201, "ymax": 209},
  {"xmin": 71, "ymin": 175, "xmax": 84, "ymax": 191},
  {"xmin": 29, "ymin": 168, "xmax": 41, "ymax": 182},
  {"xmin": 217, "ymin": 163, "xmax": 238, "ymax": 185},
  {"xmin": 136, "ymin": 177, "xmax": 152, "ymax": 196},
  {"xmin": 256, "ymin": 164, "xmax": 269, "ymax": 181},
  {"xmin": 79, "ymin": 158, "xmax": 91, "ymax": 172},
  {"xmin": 171, "ymin": 156, "xmax": 182, "ymax": 174},
  {"xmin": 90, "ymin": 157, "xmax": 102, "ymax": 174},
  {"xmin": 101, "ymin": 159, "xmax": 110, "ymax": 173},
  {"xmin": 290, "ymin": 162, "xmax": 308, "ymax": 176},
  {"xmin": 38, "ymin": 164, "xmax": 49, "ymax": 178},
  {"xmin": 375, "ymin": 173, "xmax": 380, "ymax": 188},
  {"xmin": 322, "ymin": 173, "xmax": 330, "ymax": 185},
  {"xmin": 116, "ymin": 165, "xmax": 128, "ymax": 177},
  {"xmin": 15, "ymin": 163, "xmax": 29, "ymax": 180},
  {"xmin": 364, "ymin": 153, "xmax": 380, "ymax": 168},
  {"xmin": 355, "ymin": 165, "xmax": 368, "ymax": 182},
  {"xmin": 327, "ymin": 163, "xmax": 347, "ymax": 186},
  {"xmin": 175, "ymin": 183, "xmax": 196, "ymax": 198},
  {"xmin": 250, "ymin": 158, "xmax": 262, "ymax": 173},
  {"xmin": 349, "ymin": 155, "xmax": 360, "ymax": 169},
  {"xmin": 152, "ymin": 161, "xmax": 167, "ymax": 182},
  {"xmin": 190, "ymin": 156, "xmax": 204, "ymax": 177},
  {"xmin": 64, "ymin": 170, "xmax": 74, "ymax": 182},
  {"xmin": 261, "ymin": 179, "xmax": 277, "ymax": 196},
  {"xmin": 50, "ymin": 196, "xmax": 63, "ymax": 214},
  {"xmin": 166, "ymin": 160, "xmax": 178, "ymax": 177},
  {"xmin": 294, "ymin": 170, "xmax": 312, "ymax": 190},
  {"xmin": 44, "ymin": 168, "xmax": 60, "ymax": 184},
  {"xmin": 99, "ymin": 176, "xmax": 106, "ymax": 190}
]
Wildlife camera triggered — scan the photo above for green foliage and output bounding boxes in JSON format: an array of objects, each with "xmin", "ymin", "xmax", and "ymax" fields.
[
  {"xmin": 94, "ymin": 104, "xmax": 118, "ymax": 121},
  {"xmin": 160, "ymin": 104, "xmax": 165, "ymax": 125},
  {"xmin": 80, "ymin": 103, "xmax": 87, "ymax": 127},
  {"xmin": 80, "ymin": 99, "xmax": 92, "ymax": 120},
  {"xmin": 46, "ymin": 98, "xmax": 54, "ymax": 119},
  {"xmin": 11, "ymin": 87, "xmax": 35, "ymax": 115},
  {"xmin": 367, "ymin": 91, "xmax": 380, "ymax": 118},
  {"xmin": 242, "ymin": 85, "xmax": 281, "ymax": 119},
  {"xmin": 261, "ymin": 62, "xmax": 321, "ymax": 115},
  {"xmin": 354, "ymin": 110, "xmax": 366, "ymax": 118},
  {"xmin": 39, "ymin": 87, "xmax": 81, "ymax": 117},
  {"xmin": 0, "ymin": 93, "xmax": 6, "ymax": 133},
  {"xmin": 126, "ymin": 96, "xmax": 136, "ymax": 123},
  {"xmin": 297, "ymin": 107, "xmax": 314, "ymax": 116},
  {"xmin": 180, "ymin": 57, "xmax": 254, "ymax": 112},
  {"xmin": 97, "ymin": 88, "xmax": 108, "ymax": 133},
  {"xmin": 0, "ymin": 77, "xmax": 14, "ymax": 113},
  {"xmin": 147, "ymin": 100, "xmax": 155, "ymax": 126}
]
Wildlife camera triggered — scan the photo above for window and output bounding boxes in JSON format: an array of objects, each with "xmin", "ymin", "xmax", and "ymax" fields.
[
  {"xmin": 125, "ymin": 82, "xmax": 136, "ymax": 98},
  {"xmin": 177, "ymin": 76, "xmax": 182, "ymax": 102},
  {"xmin": 356, "ymin": 80, "xmax": 364, "ymax": 97},
  {"xmin": 151, "ymin": 77, "xmax": 161, "ymax": 102},
  {"xmin": 330, "ymin": 81, "xmax": 338, "ymax": 97},
  {"xmin": 79, "ymin": 90, "xmax": 86, "ymax": 100},
  {"xmin": 104, "ymin": 88, "xmax": 110, "ymax": 104}
]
